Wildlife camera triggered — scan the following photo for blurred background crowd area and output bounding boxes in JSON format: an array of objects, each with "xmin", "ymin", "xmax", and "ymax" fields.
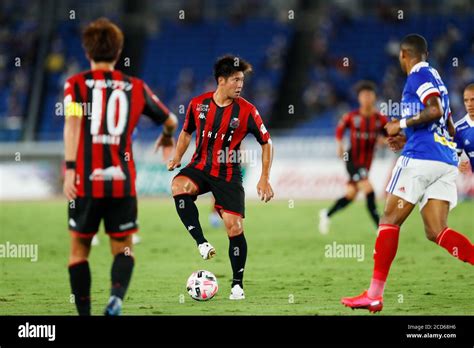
[{"xmin": 1, "ymin": 0, "xmax": 473, "ymax": 142}]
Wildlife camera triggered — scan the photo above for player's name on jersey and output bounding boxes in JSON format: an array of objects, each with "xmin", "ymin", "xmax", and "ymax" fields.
[
  {"xmin": 379, "ymin": 100, "xmax": 422, "ymax": 117},
  {"xmin": 84, "ymin": 78, "xmax": 133, "ymax": 91},
  {"xmin": 92, "ymin": 134, "xmax": 120, "ymax": 145}
]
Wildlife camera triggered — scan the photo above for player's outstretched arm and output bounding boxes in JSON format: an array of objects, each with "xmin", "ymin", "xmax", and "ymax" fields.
[
  {"xmin": 154, "ymin": 113, "xmax": 178, "ymax": 161},
  {"xmin": 256, "ymin": 140, "xmax": 274, "ymax": 203},
  {"xmin": 167, "ymin": 130, "xmax": 192, "ymax": 171},
  {"xmin": 385, "ymin": 95, "xmax": 444, "ymax": 136}
]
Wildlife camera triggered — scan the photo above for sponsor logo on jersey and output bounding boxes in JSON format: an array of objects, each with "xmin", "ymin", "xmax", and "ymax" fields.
[
  {"xmin": 433, "ymin": 133, "xmax": 457, "ymax": 149},
  {"xmin": 230, "ymin": 117, "xmax": 240, "ymax": 129},
  {"xmin": 196, "ymin": 104, "xmax": 209, "ymax": 112},
  {"xmin": 89, "ymin": 166, "xmax": 126, "ymax": 181}
]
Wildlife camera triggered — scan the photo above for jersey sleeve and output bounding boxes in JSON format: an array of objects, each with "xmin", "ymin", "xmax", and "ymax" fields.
[
  {"xmin": 410, "ymin": 71, "xmax": 441, "ymax": 105},
  {"xmin": 63, "ymin": 77, "xmax": 83, "ymax": 118},
  {"xmin": 335, "ymin": 113, "xmax": 350, "ymax": 140},
  {"xmin": 247, "ymin": 107, "xmax": 270, "ymax": 145},
  {"xmin": 454, "ymin": 127, "xmax": 465, "ymax": 155},
  {"xmin": 141, "ymin": 82, "xmax": 170, "ymax": 125},
  {"xmin": 182, "ymin": 101, "xmax": 196, "ymax": 134}
]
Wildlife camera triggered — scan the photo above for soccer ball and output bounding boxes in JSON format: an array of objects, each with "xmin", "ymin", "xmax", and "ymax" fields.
[{"xmin": 186, "ymin": 270, "xmax": 218, "ymax": 301}]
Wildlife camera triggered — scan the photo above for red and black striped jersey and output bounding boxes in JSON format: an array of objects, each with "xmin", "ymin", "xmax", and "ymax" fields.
[
  {"xmin": 335, "ymin": 109, "xmax": 388, "ymax": 169},
  {"xmin": 183, "ymin": 91, "xmax": 270, "ymax": 183},
  {"xmin": 64, "ymin": 69, "xmax": 170, "ymax": 198}
]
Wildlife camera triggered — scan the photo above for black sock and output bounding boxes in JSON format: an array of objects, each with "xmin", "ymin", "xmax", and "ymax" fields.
[
  {"xmin": 327, "ymin": 197, "xmax": 352, "ymax": 217},
  {"xmin": 366, "ymin": 191, "xmax": 380, "ymax": 226},
  {"xmin": 174, "ymin": 194, "xmax": 207, "ymax": 245},
  {"xmin": 68, "ymin": 261, "xmax": 91, "ymax": 316},
  {"xmin": 111, "ymin": 253, "xmax": 135, "ymax": 300},
  {"xmin": 229, "ymin": 233, "xmax": 247, "ymax": 288}
]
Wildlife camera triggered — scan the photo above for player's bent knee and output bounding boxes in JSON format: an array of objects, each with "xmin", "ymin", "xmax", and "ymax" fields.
[
  {"xmin": 223, "ymin": 216, "xmax": 243, "ymax": 237},
  {"xmin": 346, "ymin": 186, "xmax": 357, "ymax": 200},
  {"xmin": 171, "ymin": 177, "xmax": 197, "ymax": 196},
  {"xmin": 227, "ymin": 224, "xmax": 243, "ymax": 237},
  {"xmin": 110, "ymin": 235, "xmax": 133, "ymax": 255},
  {"xmin": 424, "ymin": 225, "xmax": 444, "ymax": 243}
]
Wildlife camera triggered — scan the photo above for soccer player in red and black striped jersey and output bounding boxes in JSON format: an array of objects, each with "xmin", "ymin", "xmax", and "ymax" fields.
[
  {"xmin": 63, "ymin": 18, "xmax": 178, "ymax": 315},
  {"xmin": 319, "ymin": 81, "xmax": 388, "ymax": 234},
  {"xmin": 168, "ymin": 55, "xmax": 274, "ymax": 300}
]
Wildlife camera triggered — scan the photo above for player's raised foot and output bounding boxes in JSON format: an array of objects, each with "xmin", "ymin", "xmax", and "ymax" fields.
[
  {"xmin": 104, "ymin": 295, "xmax": 123, "ymax": 316},
  {"xmin": 132, "ymin": 234, "xmax": 141, "ymax": 245},
  {"xmin": 229, "ymin": 284, "xmax": 245, "ymax": 300},
  {"xmin": 318, "ymin": 209, "xmax": 330, "ymax": 235},
  {"xmin": 198, "ymin": 242, "xmax": 216, "ymax": 260},
  {"xmin": 341, "ymin": 290, "xmax": 383, "ymax": 313}
]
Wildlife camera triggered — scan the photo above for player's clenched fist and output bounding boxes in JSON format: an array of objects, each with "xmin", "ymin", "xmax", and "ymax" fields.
[
  {"xmin": 459, "ymin": 160, "xmax": 470, "ymax": 173},
  {"xmin": 387, "ymin": 133, "xmax": 406, "ymax": 152},
  {"xmin": 384, "ymin": 119, "xmax": 401, "ymax": 136},
  {"xmin": 167, "ymin": 157, "xmax": 182, "ymax": 171},
  {"xmin": 257, "ymin": 177, "xmax": 274, "ymax": 203}
]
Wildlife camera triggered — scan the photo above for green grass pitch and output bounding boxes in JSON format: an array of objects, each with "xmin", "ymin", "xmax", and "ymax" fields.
[{"xmin": 1, "ymin": 198, "xmax": 473, "ymax": 315}]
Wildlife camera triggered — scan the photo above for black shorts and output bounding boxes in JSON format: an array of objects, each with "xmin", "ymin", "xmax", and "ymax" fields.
[
  {"xmin": 175, "ymin": 166, "xmax": 245, "ymax": 218},
  {"xmin": 346, "ymin": 160, "xmax": 369, "ymax": 183},
  {"xmin": 68, "ymin": 197, "xmax": 138, "ymax": 238}
]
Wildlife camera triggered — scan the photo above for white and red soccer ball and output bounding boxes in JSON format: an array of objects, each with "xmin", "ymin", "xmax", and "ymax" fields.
[{"xmin": 186, "ymin": 270, "xmax": 218, "ymax": 301}]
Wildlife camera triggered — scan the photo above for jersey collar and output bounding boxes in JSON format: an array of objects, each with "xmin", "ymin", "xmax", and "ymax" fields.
[
  {"xmin": 464, "ymin": 113, "xmax": 474, "ymax": 127},
  {"xmin": 409, "ymin": 61, "xmax": 429, "ymax": 75}
]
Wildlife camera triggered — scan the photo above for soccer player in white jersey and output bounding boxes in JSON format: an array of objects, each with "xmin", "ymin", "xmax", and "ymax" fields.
[{"xmin": 341, "ymin": 34, "xmax": 474, "ymax": 313}]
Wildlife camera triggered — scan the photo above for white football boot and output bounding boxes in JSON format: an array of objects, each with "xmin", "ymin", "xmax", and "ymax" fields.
[
  {"xmin": 229, "ymin": 284, "xmax": 245, "ymax": 300},
  {"xmin": 198, "ymin": 242, "xmax": 216, "ymax": 260},
  {"xmin": 132, "ymin": 234, "xmax": 141, "ymax": 245},
  {"xmin": 91, "ymin": 235, "xmax": 100, "ymax": 246},
  {"xmin": 318, "ymin": 209, "xmax": 330, "ymax": 235}
]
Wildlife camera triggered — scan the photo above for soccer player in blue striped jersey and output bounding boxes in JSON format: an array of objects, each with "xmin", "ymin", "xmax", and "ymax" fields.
[
  {"xmin": 342, "ymin": 34, "xmax": 474, "ymax": 313},
  {"xmin": 454, "ymin": 84, "xmax": 474, "ymax": 173}
]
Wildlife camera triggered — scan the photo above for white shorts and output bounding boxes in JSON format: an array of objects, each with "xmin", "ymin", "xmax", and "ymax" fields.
[{"xmin": 386, "ymin": 156, "xmax": 458, "ymax": 210}]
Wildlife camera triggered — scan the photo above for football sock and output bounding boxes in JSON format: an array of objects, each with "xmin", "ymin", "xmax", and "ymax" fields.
[
  {"xmin": 436, "ymin": 228, "xmax": 474, "ymax": 265},
  {"xmin": 327, "ymin": 197, "xmax": 352, "ymax": 217},
  {"xmin": 111, "ymin": 252, "xmax": 135, "ymax": 300},
  {"xmin": 368, "ymin": 224, "xmax": 400, "ymax": 298},
  {"xmin": 68, "ymin": 260, "xmax": 91, "ymax": 316},
  {"xmin": 366, "ymin": 191, "xmax": 380, "ymax": 226},
  {"xmin": 229, "ymin": 233, "xmax": 247, "ymax": 288},
  {"xmin": 174, "ymin": 194, "xmax": 207, "ymax": 245}
]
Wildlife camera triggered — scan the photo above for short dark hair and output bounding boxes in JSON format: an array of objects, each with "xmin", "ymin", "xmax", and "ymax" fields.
[
  {"xmin": 82, "ymin": 17, "xmax": 124, "ymax": 63},
  {"xmin": 401, "ymin": 34, "xmax": 428, "ymax": 58},
  {"xmin": 355, "ymin": 80, "xmax": 377, "ymax": 95},
  {"xmin": 464, "ymin": 83, "xmax": 474, "ymax": 92},
  {"xmin": 214, "ymin": 55, "xmax": 253, "ymax": 82}
]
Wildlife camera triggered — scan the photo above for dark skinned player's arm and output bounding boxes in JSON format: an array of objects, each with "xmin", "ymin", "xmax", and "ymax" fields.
[
  {"xmin": 405, "ymin": 95, "xmax": 443, "ymax": 127},
  {"xmin": 447, "ymin": 114, "xmax": 456, "ymax": 137}
]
